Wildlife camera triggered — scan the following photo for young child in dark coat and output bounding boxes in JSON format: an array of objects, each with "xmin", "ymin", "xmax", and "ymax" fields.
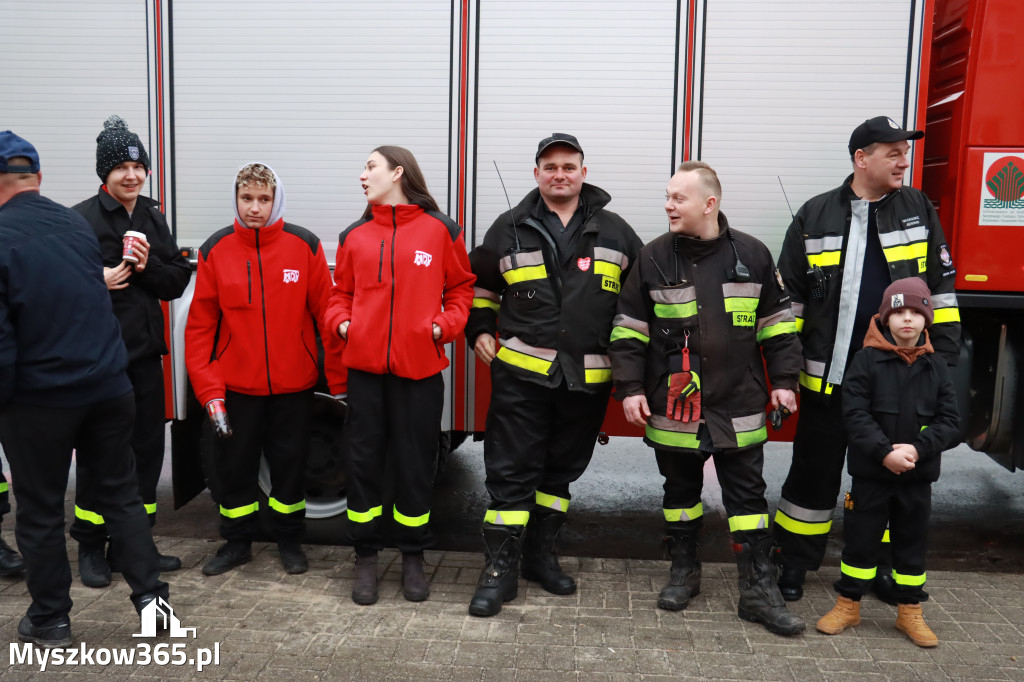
[{"xmin": 816, "ymin": 277, "xmax": 960, "ymax": 647}]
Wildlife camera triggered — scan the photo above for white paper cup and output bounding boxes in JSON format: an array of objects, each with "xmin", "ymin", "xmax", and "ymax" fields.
[{"xmin": 122, "ymin": 230, "xmax": 145, "ymax": 263}]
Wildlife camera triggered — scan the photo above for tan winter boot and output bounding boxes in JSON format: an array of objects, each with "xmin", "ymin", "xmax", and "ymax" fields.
[
  {"xmin": 896, "ymin": 603, "xmax": 938, "ymax": 647},
  {"xmin": 816, "ymin": 595, "xmax": 861, "ymax": 635}
]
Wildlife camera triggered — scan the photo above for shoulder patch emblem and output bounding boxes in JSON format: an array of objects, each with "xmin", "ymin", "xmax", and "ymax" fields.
[
  {"xmin": 775, "ymin": 268, "xmax": 785, "ymax": 291},
  {"xmin": 577, "ymin": 257, "xmax": 591, "ymax": 272},
  {"xmin": 939, "ymin": 244, "xmax": 952, "ymax": 267}
]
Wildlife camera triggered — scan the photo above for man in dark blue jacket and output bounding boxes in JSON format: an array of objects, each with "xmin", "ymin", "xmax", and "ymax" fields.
[{"xmin": 0, "ymin": 131, "xmax": 169, "ymax": 647}]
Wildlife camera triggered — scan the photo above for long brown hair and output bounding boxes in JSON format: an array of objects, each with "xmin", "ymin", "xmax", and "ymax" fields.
[{"xmin": 361, "ymin": 145, "xmax": 441, "ymax": 219}]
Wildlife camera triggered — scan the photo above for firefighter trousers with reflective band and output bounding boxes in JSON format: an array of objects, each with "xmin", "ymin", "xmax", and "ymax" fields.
[
  {"xmin": 482, "ymin": 361, "xmax": 610, "ymax": 526},
  {"xmin": 0, "ymin": 467, "xmax": 9, "ymax": 525},
  {"xmin": 345, "ymin": 369, "xmax": 443, "ymax": 553},
  {"xmin": 773, "ymin": 392, "xmax": 848, "ymax": 569},
  {"xmin": 836, "ymin": 477, "xmax": 930, "ymax": 603},
  {"xmin": 71, "ymin": 358, "xmax": 166, "ymax": 546},
  {"xmin": 214, "ymin": 389, "xmax": 313, "ymax": 542},
  {"xmin": 0, "ymin": 393, "xmax": 168, "ymax": 625},
  {"xmin": 656, "ymin": 444, "xmax": 769, "ymax": 542}
]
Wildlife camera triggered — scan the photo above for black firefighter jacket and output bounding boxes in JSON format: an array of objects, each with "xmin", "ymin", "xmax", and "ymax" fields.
[
  {"xmin": 73, "ymin": 189, "xmax": 191, "ymax": 364},
  {"xmin": 842, "ymin": 320, "xmax": 960, "ymax": 484},
  {"xmin": 608, "ymin": 214, "xmax": 802, "ymax": 452},
  {"xmin": 777, "ymin": 177, "xmax": 960, "ymax": 398},
  {"xmin": 465, "ymin": 183, "xmax": 643, "ymax": 393}
]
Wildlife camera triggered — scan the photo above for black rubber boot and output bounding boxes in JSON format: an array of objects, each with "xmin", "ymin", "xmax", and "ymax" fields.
[
  {"xmin": 657, "ymin": 521, "xmax": 702, "ymax": 611},
  {"xmin": 778, "ymin": 564, "xmax": 806, "ymax": 602},
  {"xmin": 872, "ymin": 539, "xmax": 899, "ymax": 605},
  {"xmin": 735, "ymin": 534, "xmax": 806, "ymax": 636},
  {"xmin": 468, "ymin": 524, "xmax": 523, "ymax": 617},
  {"xmin": 521, "ymin": 509, "xmax": 576, "ymax": 595},
  {"xmin": 351, "ymin": 551, "xmax": 379, "ymax": 605},
  {"xmin": 402, "ymin": 552, "xmax": 430, "ymax": 602},
  {"xmin": 0, "ymin": 538, "xmax": 25, "ymax": 577}
]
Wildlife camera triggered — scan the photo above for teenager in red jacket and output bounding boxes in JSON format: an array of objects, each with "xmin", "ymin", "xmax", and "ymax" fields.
[
  {"xmin": 186, "ymin": 163, "xmax": 344, "ymax": 577},
  {"xmin": 327, "ymin": 146, "xmax": 474, "ymax": 605}
]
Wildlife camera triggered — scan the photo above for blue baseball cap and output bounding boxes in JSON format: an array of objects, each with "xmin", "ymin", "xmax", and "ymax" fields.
[{"xmin": 0, "ymin": 131, "xmax": 41, "ymax": 173}]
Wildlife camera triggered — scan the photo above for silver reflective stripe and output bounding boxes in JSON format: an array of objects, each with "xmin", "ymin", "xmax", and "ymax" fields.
[
  {"xmin": 722, "ymin": 282, "xmax": 762, "ymax": 299},
  {"xmin": 593, "ymin": 246, "xmax": 628, "ymax": 271},
  {"xmin": 756, "ymin": 308, "xmax": 793, "ymax": 333},
  {"xmin": 474, "ymin": 286, "xmax": 500, "ymax": 302},
  {"xmin": 791, "ymin": 302, "xmax": 804, "ymax": 317},
  {"xmin": 803, "ymin": 235, "xmax": 844, "ymax": 253},
  {"xmin": 648, "ymin": 414, "xmax": 701, "ymax": 433},
  {"xmin": 501, "ymin": 336, "xmax": 557, "ymax": 360},
  {"xmin": 778, "ymin": 497, "xmax": 834, "ymax": 523},
  {"xmin": 583, "ymin": 354, "xmax": 611, "ymax": 369},
  {"xmin": 877, "ymin": 225, "xmax": 928, "ymax": 248},
  {"xmin": 649, "ymin": 286, "xmax": 696, "ymax": 304},
  {"xmin": 804, "ymin": 358, "xmax": 826, "ymax": 376},
  {"xmin": 732, "ymin": 412, "xmax": 766, "ymax": 433},
  {"xmin": 498, "ymin": 249, "xmax": 545, "ymax": 273},
  {"xmin": 612, "ymin": 313, "xmax": 650, "ymax": 337},
  {"xmin": 827, "ymin": 199, "xmax": 870, "ymax": 385},
  {"xmin": 931, "ymin": 292, "xmax": 958, "ymax": 308}
]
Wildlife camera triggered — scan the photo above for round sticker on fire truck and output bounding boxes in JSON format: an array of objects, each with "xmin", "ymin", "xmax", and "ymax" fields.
[{"xmin": 577, "ymin": 257, "xmax": 591, "ymax": 271}]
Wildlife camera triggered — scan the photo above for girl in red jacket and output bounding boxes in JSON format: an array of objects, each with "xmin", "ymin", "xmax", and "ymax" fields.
[{"xmin": 327, "ymin": 146, "xmax": 474, "ymax": 605}]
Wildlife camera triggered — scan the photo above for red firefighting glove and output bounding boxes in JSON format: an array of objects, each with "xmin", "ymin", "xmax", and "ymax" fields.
[
  {"xmin": 205, "ymin": 399, "xmax": 233, "ymax": 439},
  {"xmin": 666, "ymin": 343, "xmax": 702, "ymax": 422}
]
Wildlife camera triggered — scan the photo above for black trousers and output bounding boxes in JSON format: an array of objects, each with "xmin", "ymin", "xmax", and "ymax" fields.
[
  {"xmin": 0, "ymin": 466, "xmax": 9, "ymax": 525},
  {"xmin": 837, "ymin": 477, "xmax": 931, "ymax": 603},
  {"xmin": 482, "ymin": 362, "xmax": 610, "ymax": 525},
  {"xmin": 773, "ymin": 393, "xmax": 848, "ymax": 569},
  {"xmin": 345, "ymin": 369, "xmax": 444, "ymax": 553},
  {"xmin": 214, "ymin": 390, "xmax": 313, "ymax": 542},
  {"xmin": 71, "ymin": 357, "xmax": 166, "ymax": 545},
  {"xmin": 656, "ymin": 444, "xmax": 769, "ymax": 542},
  {"xmin": 0, "ymin": 393, "xmax": 167, "ymax": 625}
]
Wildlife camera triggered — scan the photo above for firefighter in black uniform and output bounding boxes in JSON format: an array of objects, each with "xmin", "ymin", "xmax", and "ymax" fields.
[
  {"xmin": 464, "ymin": 134, "xmax": 643, "ymax": 617},
  {"xmin": 70, "ymin": 116, "xmax": 191, "ymax": 587},
  {"xmin": 608, "ymin": 161, "xmax": 804, "ymax": 635},
  {"xmin": 772, "ymin": 117, "xmax": 961, "ymax": 602}
]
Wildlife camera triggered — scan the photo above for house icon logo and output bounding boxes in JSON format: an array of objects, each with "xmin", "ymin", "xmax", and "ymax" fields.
[{"xmin": 134, "ymin": 597, "xmax": 197, "ymax": 638}]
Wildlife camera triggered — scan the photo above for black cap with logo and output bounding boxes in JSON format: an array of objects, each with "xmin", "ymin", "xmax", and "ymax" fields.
[
  {"xmin": 536, "ymin": 133, "xmax": 584, "ymax": 164},
  {"xmin": 848, "ymin": 116, "xmax": 924, "ymax": 156}
]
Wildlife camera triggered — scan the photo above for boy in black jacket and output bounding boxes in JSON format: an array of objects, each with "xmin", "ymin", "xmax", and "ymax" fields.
[{"xmin": 816, "ymin": 277, "xmax": 959, "ymax": 647}]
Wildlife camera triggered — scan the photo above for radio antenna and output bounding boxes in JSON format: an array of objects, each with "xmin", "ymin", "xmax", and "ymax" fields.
[
  {"xmin": 494, "ymin": 161, "xmax": 522, "ymax": 256},
  {"xmin": 777, "ymin": 176, "xmax": 795, "ymax": 219}
]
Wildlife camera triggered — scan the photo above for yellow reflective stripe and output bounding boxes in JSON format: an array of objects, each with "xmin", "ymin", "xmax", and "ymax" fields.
[
  {"xmin": 610, "ymin": 326, "xmax": 650, "ymax": 344},
  {"xmin": 536, "ymin": 491, "xmax": 569, "ymax": 512},
  {"xmin": 75, "ymin": 505, "xmax": 104, "ymax": 525},
  {"xmin": 593, "ymin": 261, "xmax": 622, "ymax": 280},
  {"xmin": 883, "ymin": 242, "xmax": 928, "ymax": 264},
  {"xmin": 654, "ymin": 302, "xmax": 698, "ymax": 319},
  {"xmin": 798, "ymin": 372, "xmax": 834, "ymax": 395},
  {"xmin": 893, "ymin": 570, "xmax": 926, "ymax": 586},
  {"xmin": 841, "ymin": 561, "xmax": 877, "ymax": 581},
  {"xmin": 220, "ymin": 502, "xmax": 259, "ymax": 519},
  {"xmin": 269, "ymin": 497, "xmax": 306, "ymax": 514},
  {"xmin": 484, "ymin": 509, "xmax": 530, "ymax": 526},
  {"xmin": 735, "ymin": 425, "xmax": 768, "ymax": 448},
  {"xmin": 394, "ymin": 507, "xmax": 429, "ymax": 527},
  {"xmin": 933, "ymin": 307, "xmax": 961, "ymax": 324},
  {"xmin": 585, "ymin": 368, "xmax": 612, "ymax": 383},
  {"xmin": 501, "ymin": 264, "xmax": 548, "ymax": 285},
  {"xmin": 144, "ymin": 503, "xmax": 157, "ymax": 515},
  {"xmin": 347, "ymin": 505, "xmax": 383, "ymax": 523},
  {"xmin": 807, "ymin": 251, "xmax": 840, "ymax": 267},
  {"xmin": 728, "ymin": 513, "xmax": 769, "ymax": 532},
  {"xmin": 794, "ymin": 316, "xmax": 804, "ymax": 333},
  {"xmin": 664, "ymin": 503, "xmax": 703, "ymax": 522},
  {"xmin": 0, "ymin": 482, "xmax": 7, "ymax": 494},
  {"xmin": 496, "ymin": 346, "xmax": 553, "ymax": 375},
  {"xmin": 645, "ymin": 424, "xmax": 700, "ymax": 450},
  {"xmin": 882, "ymin": 529, "xmax": 891, "ymax": 543},
  {"xmin": 773, "ymin": 509, "xmax": 832, "ymax": 536},
  {"xmin": 472, "ymin": 297, "xmax": 500, "ymax": 311},
  {"xmin": 757, "ymin": 321, "xmax": 798, "ymax": 343},
  {"xmin": 724, "ymin": 297, "xmax": 758, "ymax": 313}
]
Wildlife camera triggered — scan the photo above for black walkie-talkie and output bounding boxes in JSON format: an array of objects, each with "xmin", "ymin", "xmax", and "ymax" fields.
[{"xmin": 807, "ymin": 265, "xmax": 826, "ymax": 300}]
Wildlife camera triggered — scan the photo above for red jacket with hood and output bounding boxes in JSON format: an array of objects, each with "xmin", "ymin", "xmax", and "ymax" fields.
[
  {"xmin": 186, "ymin": 165, "xmax": 345, "ymax": 405},
  {"xmin": 327, "ymin": 203, "xmax": 474, "ymax": 379}
]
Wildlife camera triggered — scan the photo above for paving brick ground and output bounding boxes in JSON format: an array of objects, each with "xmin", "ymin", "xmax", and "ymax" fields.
[{"xmin": 1, "ymin": 536, "xmax": 1022, "ymax": 680}]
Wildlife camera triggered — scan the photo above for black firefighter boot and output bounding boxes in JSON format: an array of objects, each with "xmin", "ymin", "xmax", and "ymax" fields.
[
  {"xmin": 521, "ymin": 509, "xmax": 576, "ymax": 595},
  {"xmin": 872, "ymin": 537, "xmax": 899, "ymax": 605},
  {"xmin": 734, "ymin": 534, "xmax": 806, "ymax": 636},
  {"xmin": 658, "ymin": 521, "xmax": 703, "ymax": 611},
  {"xmin": 468, "ymin": 524, "xmax": 523, "ymax": 617}
]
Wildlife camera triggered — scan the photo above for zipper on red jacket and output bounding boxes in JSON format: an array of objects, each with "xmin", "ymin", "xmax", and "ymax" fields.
[
  {"xmin": 386, "ymin": 207, "xmax": 397, "ymax": 373},
  {"xmin": 378, "ymin": 239, "xmax": 384, "ymax": 282},
  {"xmin": 255, "ymin": 229, "xmax": 273, "ymax": 394},
  {"xmin": 246, "ymin": 261, "xmax": 252, "ymax": 304}
]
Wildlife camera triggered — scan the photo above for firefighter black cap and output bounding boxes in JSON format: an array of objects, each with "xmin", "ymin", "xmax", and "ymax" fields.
[
  {"xmin": 536, "ymin": 133, "xmax": 584, "ymax": 164},
  {"xmin": 848, "ymin": 116, "xmax": 924, "ymax": 156}
]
